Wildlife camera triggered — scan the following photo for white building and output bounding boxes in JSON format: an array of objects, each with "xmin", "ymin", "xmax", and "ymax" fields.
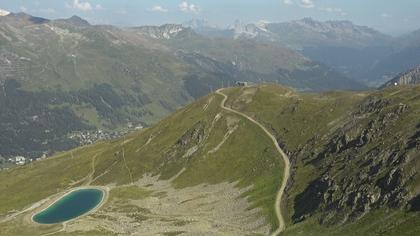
[
  {"xmin": 14, "ymin": 156, "xmax": 26, "ymax": 165},
  {"xmin": 235, "ymin": 81, "xmax": 248, "ymax": 87}
]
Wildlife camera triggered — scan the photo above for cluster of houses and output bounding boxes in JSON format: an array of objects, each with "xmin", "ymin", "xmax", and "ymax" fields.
[
  {"xmin": 1, "ymin": 155, "xmax": 47, "ymax": 170},
  {"xmin": 69, "ymin": 124, "xmax": 143, "ymax": 146},
  {"xmin": 69, "ymin": 130, "xmax": 124, "ymax": 146},
  {"xmin": 1, "ymin": 153, "xmax": 49, "ymax": 170}
]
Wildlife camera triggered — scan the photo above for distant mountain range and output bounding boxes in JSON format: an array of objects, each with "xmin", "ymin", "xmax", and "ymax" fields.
[
  {"xmin": 233, "ymin": 18, "xmax": 390, "ymax": 48},
  {"xmin": 190, "ymin": 18, "xmax": 420, "ymax": 87},
  {"xmin": 0, "ymin": 13, "xmax": 363, "ymax": 159},
  {"xmin": 188, "ymin": 17, "xmax": 390, "ymax": 48}
]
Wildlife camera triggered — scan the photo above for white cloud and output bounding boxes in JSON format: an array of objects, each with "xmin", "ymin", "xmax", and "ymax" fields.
[
  {"xmin": 283, "ymin": 1, "xmax": 348, "ymax": 16},
  {"xmin": 179, "ymin": 1, "xmax": 200, "ymax": 13},
  {"xmin": 300, "ymin": 0, "xmax": 315, "ymax": 8},
  {"xmin": 148, "ymin": 5, "xmax": 169, "ymax": 13},
  {"xmin": 283, "ymin": 0, "xmax": 315, "ymax": 9},
  {"xmin": 283, "ymin": 0, "xmax": 294, "ymax": 5},
  {"xmin": 66, "ymin": 0, "xmax": 93, "ymax": 11},
  {"xmin": 20, "ymin": 6, "xmax": 28, "ymax": 12},
  {"xmin": 284, "ymin": 0, "xmax": 347, "ymax": 15},
  {"xmin": 95, "ymin": 4, "xmax": 103, "ymax": 10}
]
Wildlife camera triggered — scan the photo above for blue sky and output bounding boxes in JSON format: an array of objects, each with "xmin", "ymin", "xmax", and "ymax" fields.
[{"xmin": 1, "ymin": 0, "xmax": 419, "ymax": 35}]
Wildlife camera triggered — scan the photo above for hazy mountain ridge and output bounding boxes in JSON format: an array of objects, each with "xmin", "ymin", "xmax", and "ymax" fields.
[
  {"xmin": 394, "ymin": 28, "xmax": 420, "ymax": 49},
  {"xmin": 267, "ymin": 20, "xmax": 420, "ymax": 86},
  {"xmin": 367, "ymin": 30, "xmax": 420, "ymax": 85},
  {"xmin": 190, "ymin": 17, "xmax": 420, "ymax": 87},
  {"xmin": 0, "ymin": 13, "xmax": 361, "ymax": 160},
  {"xmin": 263, "ymin": 18, "xmax": 390, "ymax": 49},
  {"xmin": 192, "ymin": 17, "xmax": 391, "ymax": 48}
]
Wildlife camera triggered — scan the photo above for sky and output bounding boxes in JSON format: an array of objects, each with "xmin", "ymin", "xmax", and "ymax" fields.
[{"xmin": 1, "ymin": 0, "xmax": 420, "ymax": 35}]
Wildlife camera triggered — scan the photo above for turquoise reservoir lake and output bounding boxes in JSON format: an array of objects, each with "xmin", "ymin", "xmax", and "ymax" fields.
[{"xmin": 33, "ymin": 188, "xmax": 104, "ymax": 224}]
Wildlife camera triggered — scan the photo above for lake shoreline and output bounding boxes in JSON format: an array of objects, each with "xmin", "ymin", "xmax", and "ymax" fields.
[{"xmin": 30, "ymin": 186, "xmax": 109, "ymax": 225}]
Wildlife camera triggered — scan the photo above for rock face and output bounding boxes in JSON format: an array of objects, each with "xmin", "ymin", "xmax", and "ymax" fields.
[
  {"xmin": 159, "ymin": 121, "xmax": 206, "ymax": 174},
  {"xmin": 134, "ymin": 24, "xmax": 187, "ymax": 39},
  {"xmin": 382, "ymin": 66, "xmax": 420, "ymax": 87},
  {"xmin": 232, "ymin": 20, "xmax": 279, "ymax": 41},
  {"xmin": 292, "ymin": 94, "xmax": 418, "ymax": 225}
]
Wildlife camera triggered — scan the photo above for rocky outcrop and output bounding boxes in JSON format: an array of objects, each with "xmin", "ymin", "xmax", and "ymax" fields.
[
  {"xmin": 160, "ymin": 122, "xmax": 206, "ymax": 169},
  {"xmin": 382, "ymin": 66, "xmax": 420, "ymax": 88},
  {"xmin": 292, "ymin": 94, "xmax": 416, "ymax": 225}
]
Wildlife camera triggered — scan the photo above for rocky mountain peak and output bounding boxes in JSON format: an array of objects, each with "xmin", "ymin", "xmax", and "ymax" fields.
[
  {"xmin": 232, "ymin": 19, "xmax": 277, "ymax": 41},
  {"xmin": 135, "ymin": 24, "xmax": 187, "ymax": 39},
  {"xmin": 60, "ymin": 15, "xmax": 90, "ymax": 27}
]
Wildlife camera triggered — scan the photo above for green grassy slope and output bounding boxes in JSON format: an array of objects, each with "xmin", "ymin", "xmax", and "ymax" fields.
[
  {"xmin": 0, "ymin": 92, "xmax": 283, "ymax": 234},
  {"xmin": 1, "ymin": 84, "xmax": 419, "ymax": 235},
  {"xmin": 225, "ymin": 85, "xmax": 420, "ymax": 235}
]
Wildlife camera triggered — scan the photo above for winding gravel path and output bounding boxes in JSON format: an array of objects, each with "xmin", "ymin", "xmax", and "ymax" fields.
[{"xmin": 216, "ymin": 88, "xmax": 290, "ymax": 236}]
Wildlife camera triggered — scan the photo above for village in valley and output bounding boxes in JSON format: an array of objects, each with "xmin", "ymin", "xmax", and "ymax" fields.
[{"xmin": 0, "ymin": 123, "xmax": 144, "ymax": 171}]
